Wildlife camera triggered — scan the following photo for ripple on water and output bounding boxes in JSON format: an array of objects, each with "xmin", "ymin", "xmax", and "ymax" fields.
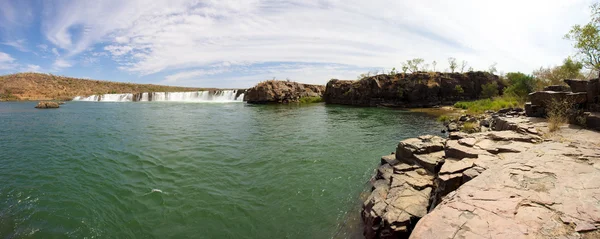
[{"xmin": 0, "ymin": 102, "xmax": 443, "ymax": 238}]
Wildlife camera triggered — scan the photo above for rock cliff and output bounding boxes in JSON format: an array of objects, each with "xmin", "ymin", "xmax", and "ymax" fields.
[
  {"xmin": 324, "ymin": 71, "xmax": 503, "ymax": 107},
  {"xmin": 244, "ymin": 80, "xmax": 325, "ymax": 104},
  {"xmin": 362, "ymin": 113, "xmax": 600, "ymax": 238}
]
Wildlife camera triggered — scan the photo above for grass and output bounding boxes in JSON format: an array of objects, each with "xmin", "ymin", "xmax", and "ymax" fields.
[
  {"xmin": 437, "ymin": 115, "xmax": 452, "ymax": 123},
  {"xmin": 462, "ymin": 122, "xmax": 478, "ymax": 133},
  {"xmin": 453, "ymin": 96, "xmax": 522, "ymax": 114},
  {"xmin": 546, "ymin": 98, "xmax": 573, "ymax": 132},
  {"xmin": 298, "ymin": 96, "xmax": 324, "ymax": 104}
]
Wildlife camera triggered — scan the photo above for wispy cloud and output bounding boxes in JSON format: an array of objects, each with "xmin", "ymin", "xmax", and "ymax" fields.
[
  {"xmin": 21, "ymin": 64, "xmax": 41, "ymax": 72},
  {"xmin": 0, "ymin": 52, "xmax": 17, "ymax": 70},
  {"xmin": 0, "ymin": 0, "xmax": 596, "ymax": 86},
  {"xmin": 2, "ymin": 39, "xmax": 29, "ymax": 52}
]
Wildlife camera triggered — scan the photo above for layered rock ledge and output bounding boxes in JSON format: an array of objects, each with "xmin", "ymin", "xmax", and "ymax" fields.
[
  {"xmin": 34, "ymin": 101, "xmax": 60, "ymax": 109},
  {"xmin": 243, "ymin": 80, "xmax": 325, "ymax": 104},
  {"xmin": 324, "ymin": 72, "xmax": 503, "ymax": 107},
  {"xmin": 362, "ymin": 114, "xmax": 600, "ymax": 238}
]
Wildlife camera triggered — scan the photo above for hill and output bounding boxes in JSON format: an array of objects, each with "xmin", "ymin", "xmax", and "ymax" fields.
[{"xmin": 0, "ymin": 73, "xmax": 211, "ymax": 101}]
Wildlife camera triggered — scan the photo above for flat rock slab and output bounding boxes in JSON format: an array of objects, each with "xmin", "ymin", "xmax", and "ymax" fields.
[
  {"xmin": 396, "ymin": 135, "xmax": 445, "ymax": 161},
  {"xmin": 411, "ymin": 138, "xmax": 600, "ymax": 239}
]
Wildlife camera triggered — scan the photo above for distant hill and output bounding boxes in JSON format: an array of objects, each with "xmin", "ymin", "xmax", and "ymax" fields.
[{"xmin": 0, "ymin": 73, "xmax": 211, "ymax": 101}]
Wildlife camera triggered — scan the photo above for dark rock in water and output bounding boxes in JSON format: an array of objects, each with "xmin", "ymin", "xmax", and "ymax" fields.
[
  {"xmin": 35, "ymin": 101, "xmax": 60, "ymax": 109},
  {"xmin": 458, "ymin": 115, "xmax": 468, "ymax": 122},
  {"xmin": 543, "ymin": 85, "xmax": 569, "ymax": 92},
  {"xmin": 323, "ymin": 71, "xmax": 504, "ymax": 107},
  {"xmin": 244, "ymin": 80, "xmax": 324, "ymax": 104}
]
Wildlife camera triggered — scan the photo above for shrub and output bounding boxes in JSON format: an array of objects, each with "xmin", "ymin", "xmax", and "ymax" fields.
[
  {"xmin": 462, "ymin": 122, "xmax": 478, "ymax": 133},
  {"xmin": 503, "ymin": 72, "xmax": 537, "ymax": 99},
  {"xmin": 546, "ymin": 98, "xmax": 574, "ymax": 132},
  {"xmin": 437, "ymin": 115, "xmax": 452, "ymax": 123},
  {"xmin": 298, "ymin": 96, "xmax": 324, "ymax": 104},
  {"xmin": 454, "ymin": 85, "xmax": 464, "ymax": 94},
  {"xmin": 480, "ymin": 82, "xmax": 499, "ymax": 99},
  {"xmin": 454, "ymin": 96, "xmax": 521, "ymax": 114}
]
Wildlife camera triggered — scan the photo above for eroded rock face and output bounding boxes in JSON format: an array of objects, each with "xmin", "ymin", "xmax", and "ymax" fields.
[
  {"xmin": 363, "ymin": 113, "xmax": 600, "ymax": 238},
  {"xmin": 324, "ymin": 72, "xmax": 503, "ymax": 107},
  {"xmin": 34, "ymin": 101, "xmax": 60, "ymax": 109},
  {"xmin": 243, "ymin": 80, "xmax": 325, "ymax": 104}
]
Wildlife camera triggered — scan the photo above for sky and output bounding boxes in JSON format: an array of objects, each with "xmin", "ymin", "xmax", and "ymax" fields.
[{"xmin": 0, "ymin": 0, "xmax": 595, "ymax": 88}]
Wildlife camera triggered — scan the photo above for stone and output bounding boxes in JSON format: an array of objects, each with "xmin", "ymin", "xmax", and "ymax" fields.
[
  {"xmin": 525, "ymin": 102, "xmax": 545, "ymax": 117},
  {"xmin": 445, "ymin": 140, "xmax": 488, "ymax": 159},
  {"xmin": 543, "ymin": 85, "xmax": 570, "ymax": 92},
  {"xmin": 565, "ymin": 79, "xmax": 588, "ymax": 93},
  {"xmin": 447, "ymin": 123, "xmax": 458, "ymax": 132},
  {"xmin": 395, "ymin": 135, "xmax": 445, "ymax": 161},
  {"xmin": 486, "ymin": 131, "xmax": 542, "ymax": 143},
  {"xmin": 244, "ymin": 80, "xmax": 324, "ymax": 104},
  {"xmin": 380, "ymin": 154, "xmax": 399, "ymax": 166},
  {"xmin": 413, "ymin": 151, "xmax": 445, "ymax": 173},
  {"xmin": 391, "ymin": 170, "xmax": 434, "ymax": 189},
  {"xmin": 34, "ymin": 101, "xmax": 60, "ymax": 109},
  {"xmin": 439, "ymin": 158, "xmax": 476, "ymax": 174},
  {"xmin": 529, "ymin": 91, "xmax": 587, "ymax": 108}
]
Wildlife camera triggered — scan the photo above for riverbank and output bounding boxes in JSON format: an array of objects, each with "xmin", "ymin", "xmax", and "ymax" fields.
[{"xmin": 361, "ymin": 112, "xmax": 600, "ymax": 238}]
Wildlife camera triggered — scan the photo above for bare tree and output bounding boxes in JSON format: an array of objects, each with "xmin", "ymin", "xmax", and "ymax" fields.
[
  {"xmin": 448, "ymin": 57, "xmax": 457, "ymax": 73},
  {"xmin": 460, "ymin": 60, "xmax": 468, "ymax": 73},
  {"xmin": 432, "ymin": 61, "xmax": 437, "ymax": 72}
]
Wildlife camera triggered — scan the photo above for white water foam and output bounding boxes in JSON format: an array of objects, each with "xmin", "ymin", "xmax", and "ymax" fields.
[{"xmin": 72, "ymin": 90, "xmax": 244, "ymax": 103}]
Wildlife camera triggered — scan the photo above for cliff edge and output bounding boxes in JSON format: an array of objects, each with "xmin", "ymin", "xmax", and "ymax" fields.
[{"xmin": 325, "ymin": 71, "xmax": 503, "ymax": 107}]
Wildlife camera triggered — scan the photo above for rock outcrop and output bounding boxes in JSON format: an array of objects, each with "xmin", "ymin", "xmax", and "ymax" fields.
[
  {"xmin": 243, "ymin": 80, "xmax": 325, "ymax": 104},
  {"xmin": 34, "ymin": 101, "xmax": 60, "ymax": 109},
  {"xmin": 525, "ymin": 78, "xmax": 600, "ymax": 130},
  {"xmin": 324, "ymin": 71, "xmax": 503, "ymax": 107},
  {"xmin": 362, "ymin": 113, "xmax": 600, "ymax": 239}
]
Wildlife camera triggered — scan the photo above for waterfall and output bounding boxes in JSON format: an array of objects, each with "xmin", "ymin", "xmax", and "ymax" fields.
[{"xmin": 72, "ymin": 90, "xmax": 245, "ymax": 103}]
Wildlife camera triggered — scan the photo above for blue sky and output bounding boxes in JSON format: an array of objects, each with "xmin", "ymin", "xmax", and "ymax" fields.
[{"xmin": 0, "ymin": 0, "xmax": 594, "ymax": 88}]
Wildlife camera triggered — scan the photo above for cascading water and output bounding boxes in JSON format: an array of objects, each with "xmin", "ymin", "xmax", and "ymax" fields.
[{"xmin": 73, "ymin": 90, "xmax": 245, "ymax": 103}]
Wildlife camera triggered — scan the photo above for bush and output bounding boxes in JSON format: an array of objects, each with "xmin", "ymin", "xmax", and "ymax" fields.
[
  {"xmin": 437, "ymin": 115, "xmax": 451, "ymax": 123},
  {"xmin": 503, "ymin": 72, "xmax": 537, "ymax": 99},
  {"xmin": 454, "ymin": 96, "xmax": 521, "ymax": 114},
  {"xmin": 298, "ymin": 96, "xmax": 324, "ymax": 104},
  {"xmin": 454, "ymin": 85, "xmax": 464, "ymax": 94},
  {"xmin": 480, "ymin": 82, "xmax": 499, "ymax": 99},
  {"xmin": 462, "ymin": 122, "xmax": 478, "ymax": 133},
  {"xmin": 546, "ymin": 98, "xmax": 574, "ymax": 132}
]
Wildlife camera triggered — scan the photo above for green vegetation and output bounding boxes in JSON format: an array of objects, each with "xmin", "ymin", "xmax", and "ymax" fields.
[
  {"xmin": 546, "ymin": 98, "xmax": 574, "ymax": 132},
  {"xmin": 565, "ymin": 3, "xmax": 600, "ymax": 77},
  {"xmin": 481, "ymin": 82, "xmax": 499, "ymax": 99},
  {"xmin": 454, "ymin": 96, "xmax": 521, "ymax": 114},
  {"xmin": 437, "ymin": 115, "xmax": 452, "ymax": 123},
  {"xmin": 403, "ymin": 58, "xmax": 425, "ymax": 73},
  {"xmin": 448, "ymin": 58, "xmax": 457, "ymax": 73},
  {"xmin": 533, "ymin": 57, "xmax": 584, "ymax": 88},
  {"xmin": 298, "ymin": 96, "xmax": 324, "ymax": 104},
  {"xmin": 462, "ymin": 122, "xmax": 478, "ymax": 133},
  {"xmin": 454, "ymin": 85, "xmax": 464, "ymax": 94},
  {"xmin": 503, "ymin": 72, "xmax": 536, "ymax": 99}
]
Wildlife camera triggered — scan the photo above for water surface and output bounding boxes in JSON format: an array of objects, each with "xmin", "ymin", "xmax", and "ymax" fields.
[{"xmin": 0, "ymin": 102, "xmax": 442, "ymax": 238}]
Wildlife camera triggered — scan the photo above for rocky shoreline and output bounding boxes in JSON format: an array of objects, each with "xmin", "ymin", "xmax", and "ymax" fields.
[{"xmin": 361, "ymin": 112, "xmax": 600, "ymax": 238}]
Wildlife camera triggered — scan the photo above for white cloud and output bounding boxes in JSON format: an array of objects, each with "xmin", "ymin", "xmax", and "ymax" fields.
[
  {"xmin": 37, "ymin": 44, "xmax": 48, "ymax": 51},
  {"xmin": 0, "ymin": 52, "xmax": 17, "ymax": 70},
  {"xmin": 2, "ymin": 0, "xmax": 596, "ymax": 86},
  {"xmin": 1, "ymin": 39, "xmax": 29, "ymax": 52},
  {"xmin": 21, "ymin": 64, "xmax": 41, "ymax": 72},
  {"xmin": 51, "ymin": 48, "xmax": 60, "ymax": 57},
  {"xmin": 53, "ymin": 59, "xmax": 73, "ymax": 69}
]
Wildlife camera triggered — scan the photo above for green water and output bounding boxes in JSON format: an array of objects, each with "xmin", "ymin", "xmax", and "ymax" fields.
[{"xmin": 0, "ymin": 102, "xmax": 443, "ymax": 238}]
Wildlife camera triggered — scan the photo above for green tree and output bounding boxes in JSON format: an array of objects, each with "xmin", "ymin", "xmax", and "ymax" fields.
[
  {"xmin": 533, "ymin": 57, "xmax": 584, "ymax": 88},
  {"xmin": 481, "ymin": 82, "xmax": 499, "ymax": 99},
  {"xmin": 403, "ymin": 58, "xmax": 425, "ymax": 73},
  {"xmin": 504, "ymin": 72, "xmax": 537, "ymax": 98},
  {"xmin": 565, "ymin": 3, "xmax": 600, "ymax": 77},
  {"xmin": 448, "ymin": 57, "xmax": 457, "ymax": 73}
]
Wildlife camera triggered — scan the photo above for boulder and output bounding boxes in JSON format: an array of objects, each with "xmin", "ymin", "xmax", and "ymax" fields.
[
  {"xmin": 34, "ymin": 101, "xmax": 60, "ymax": 109},
  {"xmin": 396, "ymin": 135, "xmax": 445, "ymax": 161},
  {"xmin": 244, "ymin": 80, "xmax": 325, "ymax": 104},
  {"xmin": 565, "ymin": 79, "xmax": 588, "ymax": 93},
  {"xmin": 528, "ymin": 91, "xmax": 587, "ymax": 108}
]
